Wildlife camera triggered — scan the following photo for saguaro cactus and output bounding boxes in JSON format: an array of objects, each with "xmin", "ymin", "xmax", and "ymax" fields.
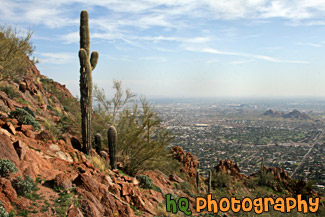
[
  {"xmin": 208, "ymin": 169, "xmax": 212, "ymax": 194},
  {"xmin": 107, "ymin": 125, "xmax": 117, "ymax": 170},
  {"xmin": 79, "ymin": 10, "xmax": 99, "ymax": 154},
  {"xmin": 94, "ymin": 133, "xmax": 102, "ymax": 154},
  {"xmin": 196, "ymin": 171, "xmax": 200, "ymax": 190}
]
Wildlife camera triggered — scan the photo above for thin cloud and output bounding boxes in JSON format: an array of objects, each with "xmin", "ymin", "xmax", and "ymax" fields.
[
  {"xmin": 184, "ymin": 46, "xmax": 309, "ymax": 64},
  {"xmin": 139, "ymin": 56, "xmax": 167, "ymax": 62},
  {"xmin": 231, "ymin": 59, "xmax": 255, "ymax": 65},
  {"xmin": 2, "ymin": 0, "xmax": 325, "ymax": 29},
  {"xmin": 297, "ymin": 42, "xmax": 322, "ymax": 48},
  {"xmin": 37, "ymin": 52, "xmax": 75, "ymax": 64}
]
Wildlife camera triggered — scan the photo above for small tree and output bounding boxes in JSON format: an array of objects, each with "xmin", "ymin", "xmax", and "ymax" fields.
[
  {"xmin": 0, "ymin": 25, "xmax": 36, "ymax": 81},
  {"xmin": 93, "ymin": 81, "xmax": 176, "ymax": 176}
]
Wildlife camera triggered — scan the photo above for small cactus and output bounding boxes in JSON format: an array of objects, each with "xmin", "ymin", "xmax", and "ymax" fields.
[
  {"xmin": 79, "ymin": 10, "xmax": 99, "ymax": 155},
  {"xmin": 208, "ymin": 169, "xmax": 212, "ymax": 194},
  {"xmin": 94, "ymin": 133, "xmax": 102, "ymax": 153},
  {"xmin": 107, "ymin": 125, "xmax": 117, "ymax": 170},
  {"xmin": 196, "ymin": 170, "xmax": 200, "ymax": 190}
]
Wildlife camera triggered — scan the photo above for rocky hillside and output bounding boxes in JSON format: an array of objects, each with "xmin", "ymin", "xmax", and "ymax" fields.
[
  {"xmin": 0, "ymin": 60, "xmax": 205, "ymax": 216},
  {"xmin": 0, "ymin": 61, "xmax": 324, "ymax": 217}
]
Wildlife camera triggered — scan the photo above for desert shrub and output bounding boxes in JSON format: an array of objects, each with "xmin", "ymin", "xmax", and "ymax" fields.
[
  {"xmin": 12, "ymin": 175, "xmax": 38, "ymax": 196},
  {"xmin": 136, "ymin": 175, "xmax": 162, "ymax": 192},
  {"xmin": 10, "ymin": 108, "xmax": 40, "ymax": 130},
  {"xmin": 0, "ymin": 159, "xmax": 18, "ymax": 177},
  {"xmin": 53, "ymin": 187, "xmax": 81, "ymax": 217},
  {"xmin": 0, "ymin": 105, "xmax": 10, "ymax": 114},
  {"xmin": 0, "ymin": 25, "xmax": 37, "ymax": 82},
  {"xmin": 212, "ymin": 171, "xmax": 231, "ymax": 189},
  {"xmin": 256, "ymin": 169, "xmax": 275, "ymax": 187},
  {"xmin": 0, "ymin": 201, "xmax": 9, "ymax": 217},
  {"xmin": 0, "ymin": 86, "xmax": 20, "ymax": 99},
  {"xmin": 93, "ymin": 81, "xmax": 176, "ymax": 176},
  {"xmin": 40, "ymin": 77, "xmax": 80, "ymax": 135},
  {"xmin": 89, "ymin": 155, "xmax": 108, "ymax": 173},
  {"xmin": 22, "ymin": 106, "xmax": 35, "ymax": 117}
]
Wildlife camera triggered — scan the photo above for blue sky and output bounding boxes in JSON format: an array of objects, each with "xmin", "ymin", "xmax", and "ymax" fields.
[{"xmin": 1, "ymin": 0, "xmax": 325, "ymax": 98}]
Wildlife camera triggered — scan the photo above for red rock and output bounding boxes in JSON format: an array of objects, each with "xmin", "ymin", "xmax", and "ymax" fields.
[
  {"xmin": 13, "ymin": 140, "xmax": 27, "ymax": 160},
  {"xmin": 0, "ymin": 178, "xmax": 17, "ymax": 211},
  {"xmin": 149, "ymin": 189, "xmax": 164, "ymax": 203},
  {"xmin": 215, "ymin": 159, "xmax": 247, "ymax": 180},
  {"xmin": 54, "ymin": 173, "xmax": 73, "ymax": 190},
  {"xmin": 76, "ymin": 188, "xmax": 104, "ymax": 217},
  {"xmin": 35, "ymin": 130, "xmax": 53, "ymax": 141},
  {"xmin": 0, "ymin": 111, "xmax": 8, "ymax": 120},
  {"xmin": 67, "ymin": 205, "xmax": 84, "ymax": 217},
  {"xmin": 3, "ymin": 122, "xmax": 16, "ymax": 135},
  {"xmin": 24, "ymin": 130, "xmax": 35, "ymax": 138},
  {"xmin": 123, "ymin": 175, "xmax": 133, "ymax": 182},
  {"xmin": 0, "ymin": 92, "xmax": 22, "ymax": 110},
  {"xmin": 132, "ymin": 194, "xmax": 156, "ymax": 215},
  {"xmin": 58, "ymin": 139, "xmax": 65, "ymax": 146},
  {"xmin": 171, "ymin": 146, "xmax": 199, "ymax": 178},
  {"xmin": 20, "ymin": 124, "xmax": 33, "ymax": 132},
  {"xmin": 132, "ymin": 177, "xmax": 139, "ymax": 186},
  {"xmin": 113, "ymin": 169, "xmax": 120, "ymax": 175},
  {"xmin": 0, "ymin": 119, "xmax": 5, "ymax": 127},
  {"xmin": 121, "ymin": 183, "xmax": 134, "ymax": 196},
  {"xmin": 7, "ymin": 119, "xmax": 18, "ymax": 126},
  {"xmin": 169, "ymin": 174, "xmax": 184, "ymax": 183},
  {"xmin": 0, "ymin": 131, "xmax": 20, "ymax": 165}
]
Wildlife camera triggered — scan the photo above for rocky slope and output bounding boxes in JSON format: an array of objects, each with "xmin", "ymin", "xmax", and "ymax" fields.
[{"xmin": 0, "ymin": 61, "xmax": 323, "ymax": 217}]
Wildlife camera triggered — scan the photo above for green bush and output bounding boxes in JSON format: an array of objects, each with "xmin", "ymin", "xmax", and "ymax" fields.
[
  {"xmin": 22, "ymin": 106, "xmax": 35, "ymax": 117},
  {"xmin": 136, "ymin": 175, "xmax": 162, "ymax": 193},
  {"xmin": 93, "ymin": 81, "xmax": 175, "ymax": 176},
  {"xmin": 0, "ymin": 201, "xmax": 9, "ymax": 217},
  {"xmin": 0, "ymin": 159, "xmax": 18, "ymax": 177},
  {"xmin": 10, "ymin": 108, "xmax": 40, "ymax": 130},
  {"xmin": 257, "ymin": 170, "xmax": 274, "ymax": 187},
  {"xmin": 0, "ymin": 25, "xmax": 37, "ymax": 82},
  {"xmin": 212, "ymin": 172, "xmax": 231, "ymax": 189},
  {"xmin": 0, "ymin": 86, "xmax": 20, "ymax": 99},
  {"xmin": 12, "ymin": 175, "xmax": 38, "ymax": 196}
]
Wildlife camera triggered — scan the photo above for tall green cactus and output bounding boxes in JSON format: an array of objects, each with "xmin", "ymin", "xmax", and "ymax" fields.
[
  {"xmin": 196, "ymin": 170, "xmax": 200, "ymax": 190},
  {"xmin": 208, "ymin": 169, "xmax": 212, "ymax": 194},
  {"xmin": 94, "ymin": 133, "xmax": 102, "ymax": 154},
  {"xmin": 79, "ymin": 10, "xmax": 98, "ymax": 154},
  {"xmin": 107, "ymin": 125, "xmax": 117, "ymax": 170}
]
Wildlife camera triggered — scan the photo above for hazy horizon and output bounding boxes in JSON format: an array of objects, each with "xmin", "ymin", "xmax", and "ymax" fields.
[{"xmin": 1, "ymin": 1, "xmax": 325, "ymax": 98}]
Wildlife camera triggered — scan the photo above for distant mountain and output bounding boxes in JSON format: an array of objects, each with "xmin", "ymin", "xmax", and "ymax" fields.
[{"xmin": 264, "ymin": 109, "xmax": 311, "ymax": 120}]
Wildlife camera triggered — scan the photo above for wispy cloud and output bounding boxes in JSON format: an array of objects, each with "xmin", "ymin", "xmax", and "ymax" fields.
[
  {"xmin": 2, "ymin": 0, "xmax": 325, "ymax": 29},
  {"xmin": 139, "ymin": 56, "xmax": 167, "ymax": 62},
  {"xmin": 230, "ymin": 59, "xmax": 255, "ymax": 65},
  {"xmin": 297, "ymin": 42, "xmax": 322, "ymax": 48},
  {"xmin": 37, "ymin": 52, "xmax": 75, "ymax": 64},
  {"xmin": 184, "ymin": 46, "xmax": 309, "ymax": 64}
]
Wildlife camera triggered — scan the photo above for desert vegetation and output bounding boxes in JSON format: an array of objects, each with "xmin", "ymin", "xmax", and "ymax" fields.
[{"xmin": 0, "ymin": 25, "xmax": 37, "ymax": 82}]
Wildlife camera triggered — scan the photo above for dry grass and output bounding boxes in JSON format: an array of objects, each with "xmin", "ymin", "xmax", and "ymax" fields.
[{"xmin": 89, "ymin": 155, "xmax": 108, "ymax": 173}]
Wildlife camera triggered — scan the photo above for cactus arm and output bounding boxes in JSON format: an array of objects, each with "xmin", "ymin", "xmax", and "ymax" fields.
[
  {"xmin": 79, "ymin": 48, "xmax": 87, "ymax": 68},
  {"xmin": 90, "ymin": 51, "xmax": 99, "ymax": 70}
]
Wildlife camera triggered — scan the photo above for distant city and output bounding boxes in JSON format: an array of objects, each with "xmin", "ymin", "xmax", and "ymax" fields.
[{"xmin": 150, "ymin": 98, "xmax": 325, "ymax": 192}]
